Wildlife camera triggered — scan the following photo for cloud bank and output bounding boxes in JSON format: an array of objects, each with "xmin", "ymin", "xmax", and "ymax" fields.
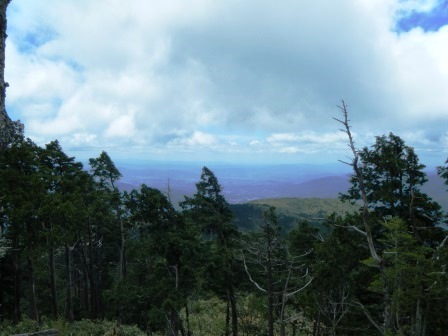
[{"xmin": 5, "ymin": 0, "xmax": 448, "ymax": 165}]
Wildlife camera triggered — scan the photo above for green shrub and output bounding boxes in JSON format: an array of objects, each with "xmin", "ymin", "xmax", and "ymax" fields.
[
  {"xmin": 0, "ymin": 318, "xmax": 145, "ymax": 336},
  {"xmin": 0, "ymin": 317, "xmax": 40, "ymax": 335}
]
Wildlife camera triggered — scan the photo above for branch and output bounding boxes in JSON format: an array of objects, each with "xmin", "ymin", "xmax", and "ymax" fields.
[
  {"xmin": 333, "ymin": 223, "xmax": 367, "ymax": 237},
  {"xmin": 439, "ymin": 235, "xmax": 448, "ymax": 249},
  {"xmin": 351, "ymin": 300, "xmax": 383, "ymax": 334},
  {"xmin": 286, "ymin": 277, "xmax": 313, "ymax": 297},
  {"xmin": 335, "ymin": 101, "xmax": 381, "ymax": 264},
  {"xmin": 311, "ymin": 232, "xmax": 325, "ymax": 242},
  {"xmin": 240, "ymin": 250, "xmax": 267, "ymax": 293}
]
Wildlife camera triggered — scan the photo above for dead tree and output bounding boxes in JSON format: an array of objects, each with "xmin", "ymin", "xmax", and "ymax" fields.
[
  {"xmin": 334, "ymin": 101, "xmax": 392, "ymax": 335},
  {"xmin": 314, "ymin": 285, "xmax": 350, "ymax": 336},
  {"xmin": 240, "ymin": 207, "xmax": 313, "ymax": 336}
]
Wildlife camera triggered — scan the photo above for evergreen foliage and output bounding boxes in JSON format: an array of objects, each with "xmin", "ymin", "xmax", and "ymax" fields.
[{"xmin": 0, "ymin": 132, "xmax": 447, "ymax": 335}]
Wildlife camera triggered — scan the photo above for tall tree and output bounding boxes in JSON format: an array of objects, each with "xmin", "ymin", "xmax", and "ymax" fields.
[
  {"xmin": 120, "ymin": 184, "xmax": 201, "ymax": 335},
  {"xmin": 335, "ymin": 102, "xmax": 445, "ymax": 335},
  {"xmin": 181, "ymin": 167, "xmax": 240, "ymax": 336},
  {"xmin": 39, "ymin": 140, "xmax": 89, "ymax": 320},
  {"xmin": 0, "ymin": 138, "xmax": 45, "ymax": 323},
  {"xmin": 341, "ymin": 131, "xmax": 442, "ymax": 243},
  {"xmin": 89, "ymin": 151, "xmax": 126, "ymax": 282}
]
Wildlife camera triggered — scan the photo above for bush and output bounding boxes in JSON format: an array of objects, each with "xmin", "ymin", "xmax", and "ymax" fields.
[{"xmin": 0, "ymin": 318, "xmax": 145, "ymax": 336}]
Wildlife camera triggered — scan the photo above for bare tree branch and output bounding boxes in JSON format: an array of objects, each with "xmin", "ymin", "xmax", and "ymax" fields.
[
  {"xmin": 333, "ymin": 223, "xmax": 367, "ymax": 237},
  {"xmin": 240, "ymin": 250, "xmax": 267, "ymax": 293},
  {"xmin": 351, "ymin": 300, "xmax": 384, "ymax": 335},
  {"xmin": 335, "ymin": 100, "xmax": 381, "ymax": 264}
]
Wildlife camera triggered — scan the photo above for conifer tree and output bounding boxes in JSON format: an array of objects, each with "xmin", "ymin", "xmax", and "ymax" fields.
[
  {"xmin": 181, "ymin": 167, "xmax": 240, "ymax": 336},
  {"xmin": 121, "ymin": 184, "xmax": 201, "ymax": 334},
  {"xmin": 0, "ymin": 138, "xmax": 45, "ymax": 322},
  {"xmin": 89, "ymin": 152, "xmax": 126, "ymax": 282}
]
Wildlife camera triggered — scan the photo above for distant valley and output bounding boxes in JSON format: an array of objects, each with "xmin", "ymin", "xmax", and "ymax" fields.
[{"xmin": 116, "ymin": 162, "xmax": 448, "ymax": 211}]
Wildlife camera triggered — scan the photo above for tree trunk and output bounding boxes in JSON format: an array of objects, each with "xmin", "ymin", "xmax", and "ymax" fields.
[
  {"xmin": 185, "ymin": 302, "xmax": 192, "ymax": 336},
  {"xmin": 65, "ymin": 243, "xmax": 74, "ymax": 322},
  {"xmin": 0, "ymin": 263, "xmax": 4, "ymax": 322},
  {"xmin": 118, "ymin": 214, "xmax": 126, "ymax": 281},
  {"xmin": 49, "ymin": 245, "xmax": 59, "ymax": 318},
  {"xmin": 267, "ymin": 229, "xmax": 274, "ymax": 336},
  {"xmin": 313, "ymin": 312, "xmax": 321, "ymax": 336},
  {"xmin": 291, "ymin": 321, "xmax": 297, "ymax": 336},
  {"xmin": 414, "ymin": 297, "xmax": 426, "ymax": 336},
  {"xmin": 225, "ymin": 295, "xmax": 230, "ymax": 336},
  {"xmin": 79, "ymin": 237, "xmax": 91, "ymax": 315},
  {"xmin": 13, "ymin": 251, "xmax": 21, "ymax": 323},
  {"xmin": 27, "ymin": 257, "xmax": 39, "ymax": 323},
  {"xmin": 381, "ymin": 263, "xmax": 393, "ymax": 334},
  {"xmin": 169, "ymin": 308, "xmax": 180, "ymax": 336},
  {"xmin": 96, "ymin": 234, "xmax": 103, "ymax": 318},
  {"xmin": 88, "ymin": 223, "xmax": 98, "ymax": 319},
  {"xmin": 229, "ymin": 285, "xmax": 238, "ymax": 336},
  {"xmin": 279, "ymin": 296, "xmax": 286, "ymax": 336}
]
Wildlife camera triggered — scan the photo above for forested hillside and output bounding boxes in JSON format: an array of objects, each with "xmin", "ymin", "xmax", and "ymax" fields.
[
  {"xmin": 0, "ymin": 127, "xmax": 448, "ymax": 335},
  {"xmin": 232, "ymin": 198, "xmax": 358, "ymax": 232},
  {"xmin": 2, "ymin": 2, "xmax": 448, "ymax": 335}
]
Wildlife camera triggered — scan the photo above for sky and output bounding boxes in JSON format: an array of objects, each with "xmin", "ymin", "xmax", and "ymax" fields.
[{"xmin": 4, "ymin": 0, "xmax": 448, "ymax": 167}]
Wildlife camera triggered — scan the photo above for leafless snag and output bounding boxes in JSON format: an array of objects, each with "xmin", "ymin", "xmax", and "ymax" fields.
[
  {"xmin": 240, "ymin": 245, "xmax": 312, "ymax": 336},
  {"xmin": 315, "ymin": 285, "xmax": 351, "ymax": 336},
  {"xmin": 333, "ymin": 101, "xmax": 380, "ymax": 263},
  {"xmin": 335, "ymin": 101, "xmax": 393, "ymax": 334}
]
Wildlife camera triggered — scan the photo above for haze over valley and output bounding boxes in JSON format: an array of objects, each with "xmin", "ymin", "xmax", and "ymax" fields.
[{"xmin": 116, "ymin": 162, "xmax": 448, "ymax": 210}]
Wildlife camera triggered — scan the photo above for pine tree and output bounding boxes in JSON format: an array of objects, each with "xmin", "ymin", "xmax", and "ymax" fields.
[
  {"xmin": 341, "ymin": 132, "xmax": 443, "ymax": 244},
  {"xmin": 0, "ymin": 138, "xmax": 45, "ymax": 322},
  {"xmin": 181, "ymin": 166, "xmax": 240, "ymax": 336},
  {"xmin": 121, "ymin": 184, "xmax": 201, "ymax": 334},
  {"xmin": 89, "ymin": 152, "xmax": 126, "ymax": 282}
]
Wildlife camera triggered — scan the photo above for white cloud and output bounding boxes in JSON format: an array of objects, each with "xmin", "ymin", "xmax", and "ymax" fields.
[
  {"xmin": 67, "ymin": 133, "xmax": 98, "ymax": 146},
  {"xmin": 105, "ymin": 114, "xmax": 136, "ymax": 138},
  {"xmin": 168, "ymin": 131, "xmax": 217, "ymax": 148},
  {"xmin": 4, "ymin": 0, "xmax": 448, "ymax": 165},
  {"xmin": 278, "ymin": 147, "xmax": 302, "ymax": 154},
  {"xmin": 267, "ymin": 132, "xmax": 346, "ymax": 146},
  {"xmin": 267, "ymin": 133, "xmax": 300, "ymax": 143}
]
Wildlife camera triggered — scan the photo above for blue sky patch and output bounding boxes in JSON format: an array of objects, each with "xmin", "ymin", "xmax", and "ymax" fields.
[
  {"xmin": 396, "ymin": 1, "xmax": 448, "ymax": 32},
  {"xmin": 15, "ymin": 28, "xmax": 57, "ymax": 54}
]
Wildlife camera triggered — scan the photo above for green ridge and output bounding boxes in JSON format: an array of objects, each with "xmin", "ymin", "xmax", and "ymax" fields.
[{"xmin": 231, "ymin": 197, "xmax": 358, "ymax": 232}]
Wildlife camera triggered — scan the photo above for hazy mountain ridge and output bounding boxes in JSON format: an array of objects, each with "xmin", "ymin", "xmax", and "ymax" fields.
[{"xmin": 116, "ymin": 163, "xmax": 447, "ymax": 211}]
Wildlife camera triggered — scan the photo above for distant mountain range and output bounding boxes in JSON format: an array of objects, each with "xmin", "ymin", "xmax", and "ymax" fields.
[{"xmin": 116, "ymin": 163, "xmax": 447, "ymax": 211}]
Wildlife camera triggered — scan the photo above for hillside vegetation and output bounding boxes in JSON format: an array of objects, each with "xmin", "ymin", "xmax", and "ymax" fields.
[
  {"xmin": 249, "ymin": 197, "xmax": 358, "ymax": 218},
  {"xmin": 232, "ymin": 197, "xmax": 358, "ymax": 232}
]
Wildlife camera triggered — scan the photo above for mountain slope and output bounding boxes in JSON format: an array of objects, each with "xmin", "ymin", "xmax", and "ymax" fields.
[{"xmin": 231, "ymin": 197, "xmax": 358, "ymax": 232}]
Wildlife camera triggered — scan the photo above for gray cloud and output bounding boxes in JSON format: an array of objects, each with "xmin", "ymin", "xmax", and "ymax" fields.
[{"xmin": 4, "ymin": 0, "xmax": 448, "ymax": 165}]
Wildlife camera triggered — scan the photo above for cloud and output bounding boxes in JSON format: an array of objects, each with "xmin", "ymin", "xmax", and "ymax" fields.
[
  {"xmin": 4, "ymin": 0, "xmax": 448, "ymax": 165},
  {"xmin": 67, "ymin": 133, "xmax": 98, "ymax": 147},
  {"xmin": 168, "ymin": 131, "xmax": 217, "ymax": 148},
  {"xmin": 105, "ymin": 115, "xmax": 136, "ymax": 138},
  {"xmin": 278, "ymin": 147, "xmax": 303, "ymax": 154},
  {"xmin": 267, "ymin": 132, "xmax": 346, "ymax": 146},
  {"xmin": 267, "ymin": 133, "xmax": 300, "ymax": 143}
]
